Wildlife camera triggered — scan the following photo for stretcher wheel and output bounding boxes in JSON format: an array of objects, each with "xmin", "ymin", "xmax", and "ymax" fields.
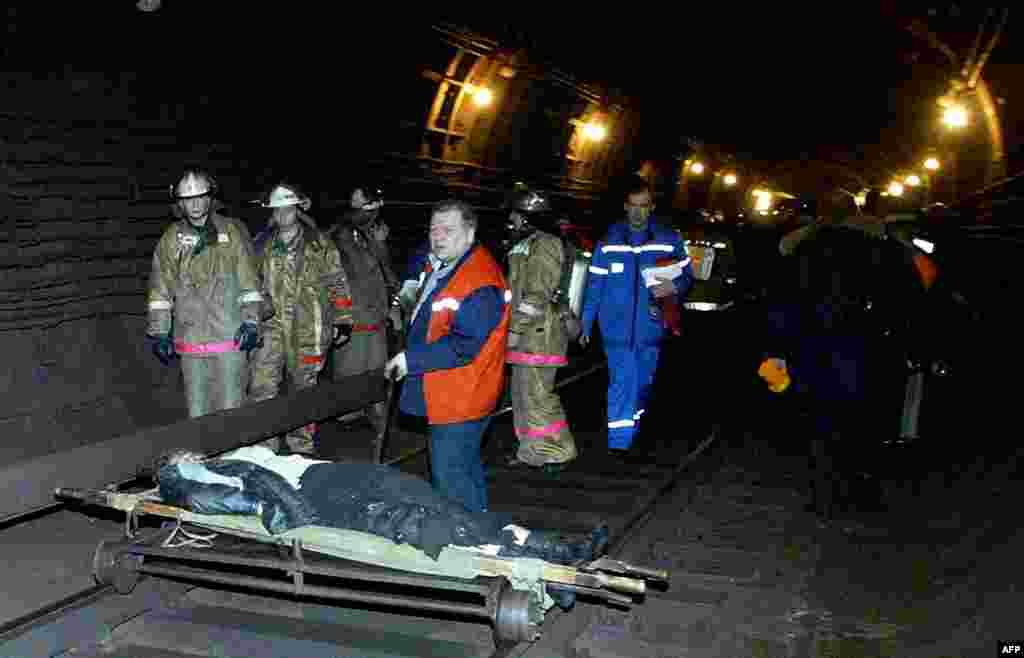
[
  {"xmin": 93, "ymin": 539, "xmax": 142, "ymax": 594},
  {"xmin": 493, "ymin": 587, "xmax": 539, "ymax": 646}
]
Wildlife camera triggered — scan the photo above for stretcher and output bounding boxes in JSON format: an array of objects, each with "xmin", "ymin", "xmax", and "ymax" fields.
[{"xmin": 55, "ymin": 486, "xmax": 669, "ymax": 646}]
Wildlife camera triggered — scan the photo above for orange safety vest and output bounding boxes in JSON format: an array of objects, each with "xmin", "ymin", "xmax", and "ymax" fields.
[{"xmin": 423, "ymin": 246, "xmax": 511, "ymax": 424}]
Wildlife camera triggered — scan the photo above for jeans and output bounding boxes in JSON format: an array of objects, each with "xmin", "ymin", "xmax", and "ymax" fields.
[{"xmin": 429, "ymin": 416, "xmax": 493, "ymax": 513}]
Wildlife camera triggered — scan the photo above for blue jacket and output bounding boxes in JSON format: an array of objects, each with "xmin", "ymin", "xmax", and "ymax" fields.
[
  {"xmin": 398, "ymin": 244, "xmax": 507, "ymax": 418},
  {"xmin": 581, "ymin": 219, "xmax": 693, "ymax": 348}
]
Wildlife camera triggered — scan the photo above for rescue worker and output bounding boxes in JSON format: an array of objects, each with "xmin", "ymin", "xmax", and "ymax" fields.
[
  {"xmin": 580, "ymin": 176, "xmax": 694, "ymax": 454},
  {"xmin": 249, "ymin": 182, "xmax": 353, "ymax": 455},
  {"xmin": 328, "ymin": 184, "xmax": 401, "ymax": 434},
  {"xmin": 384, "ymin": 200, "xmax": 510, "ymax": 513},
  {"xmin": 146, "ymin": 169, "xmax": 263, "ymax": 417},
  {"xmin": 758, "ymin": 201, "xmax": 925, "ymax": 519},
  {"xmin": 504, "ymin": 188, "xmax": 578, "ymax": 466}
]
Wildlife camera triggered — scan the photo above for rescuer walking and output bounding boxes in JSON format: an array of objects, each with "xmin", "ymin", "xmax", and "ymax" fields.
[
  {"xmin": 249, "ymin": 182, "xmax": 354, "ymax": 455},
  {"xmin": 503, "ymin": 188, "xmax": 579, "ymax": 466},
  {"xmin": 146, "ymin": 169, "xmax": 264, "ymax": 417}
]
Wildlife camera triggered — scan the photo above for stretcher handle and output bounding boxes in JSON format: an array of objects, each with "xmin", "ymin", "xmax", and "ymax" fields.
[
  {"xmin": 619, "ymin": 564, "xmax": 669, "ymax": 583},
  {"xmin": 55, "ymin": 487, "xmax": 110, "ymax": 506},
  {"xmin": 582, "ymin": 556, "xmax": 670, "ymax": 583},
  {"xmin": 600, "ymin": 574, "xmax": 647, "ymax": 595},
  {"xmin": 548, "ymin": 583, "xmax": 633, "ymax": 606}
]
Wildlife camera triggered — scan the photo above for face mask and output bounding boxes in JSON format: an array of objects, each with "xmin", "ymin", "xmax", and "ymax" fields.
[{"xmin": 627, "ymin": 207, "xmax": 651, "ymax": 225}]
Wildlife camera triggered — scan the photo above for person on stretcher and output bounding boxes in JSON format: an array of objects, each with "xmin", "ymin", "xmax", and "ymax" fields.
[{"xmin": 154, "ymin": 446, "xmax": 609, "ymax": 566}]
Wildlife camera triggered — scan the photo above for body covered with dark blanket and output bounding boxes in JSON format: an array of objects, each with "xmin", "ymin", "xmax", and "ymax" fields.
[{"xmin": 158, "ymin": 459, "xmax": 517, "ymax": 559}]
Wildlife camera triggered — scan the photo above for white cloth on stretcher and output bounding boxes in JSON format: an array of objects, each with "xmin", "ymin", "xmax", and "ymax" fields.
[{"xmin": 640, "ymin": 260, "xmax": 685, "ymax": 288}]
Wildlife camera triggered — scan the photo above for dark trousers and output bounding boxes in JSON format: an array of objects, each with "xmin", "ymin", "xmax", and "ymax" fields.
[{"xmin": 429, "ymin": 416, "xmax": 493, "ymax": 513}]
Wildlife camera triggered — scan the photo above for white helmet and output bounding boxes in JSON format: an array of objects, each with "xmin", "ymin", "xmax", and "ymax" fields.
[
  {"xmin": 171, "ymin": 170, "xmax": 216, "ymax": 200},
  {"xmin": 262, "ymin": 184, "xmax": 310, "ymax": 209}
]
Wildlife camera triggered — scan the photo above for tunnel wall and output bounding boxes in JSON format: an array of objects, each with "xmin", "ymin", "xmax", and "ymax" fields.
[{"xmin": 0, "ymin": 72, "xmax": 248, "ymax": 467}]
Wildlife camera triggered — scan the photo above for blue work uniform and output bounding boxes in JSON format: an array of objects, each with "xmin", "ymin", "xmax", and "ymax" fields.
[{"xmin": 581, "ymin": 220, "xmax": 693, "ymax": 449}]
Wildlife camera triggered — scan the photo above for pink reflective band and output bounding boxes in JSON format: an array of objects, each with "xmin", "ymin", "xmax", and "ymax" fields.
[
  {"xmin": 175, "ymin": 340, "xmax": 239, "ymax": 354},
  {"xmin": 515, "ymin": 420, "xmax": 569, "ymax": 438},
  {"xmin": 505, "ymin": 352, "xmax": 569, "ymax": 366}
]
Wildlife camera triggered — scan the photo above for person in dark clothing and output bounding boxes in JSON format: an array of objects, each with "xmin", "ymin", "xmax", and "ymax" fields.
[
  {"xmin": 328, "ymin": 184, "xmax": 401, "ymax": 435},
  {"xmin": 154, "ymin": 446, "xmax": 609, "ymax": 567},
  {"xmin": 758, "ymin": 219, "xmax": 923, "ymax": 519}
]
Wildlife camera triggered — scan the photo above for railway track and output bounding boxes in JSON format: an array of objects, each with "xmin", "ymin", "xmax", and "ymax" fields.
[{"xmin": 2, "ymin": 350, "xmax": 835, "ymax": 658}]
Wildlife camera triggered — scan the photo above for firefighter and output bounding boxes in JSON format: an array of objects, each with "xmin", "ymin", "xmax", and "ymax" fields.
[
  {"xmin": 249, "ymin": 182, "xmax": 353, "ymax": 455},
  {"xmin": 328, "ymin": 184, "xmax": 401, "ymax": 434},
  {"xmin": 146, "ymin": 169, "xmax": 264, "ymax": 417},
  {"xmin": 504, "ymin": 188, "xmax": 578, "ymax": 466},
  {"xmin": 580, "ymin": 176, "xmax": 694, "ymax": 454}
]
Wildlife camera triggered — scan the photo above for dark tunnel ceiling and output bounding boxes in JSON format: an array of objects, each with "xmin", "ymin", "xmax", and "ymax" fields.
[{"xmin": 6, "ymin": 2, "xmax": 1019, "ymax": 166}]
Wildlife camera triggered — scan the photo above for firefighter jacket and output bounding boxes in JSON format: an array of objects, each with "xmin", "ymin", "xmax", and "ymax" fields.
[
  {"xmin": 505, "ymin": 230, "xmax": 570, "ymax": 366},
  {"xmin": 581, "ymin": 219, "xmax": 694, "ymax": 348},
  {"xmin": 328, "ymin": 217, "xmax": 398, "ymax": 332},
  {"xmin": 399, "ymin": 244, "xmax": 511, "ymax": 424},
  {"xmin": 253, "ymin": 212, "xmax": 353, "ymax": 367},
  {"xmin": 147, "ymin": 212, "xmax": 263, "ymax": 355}
]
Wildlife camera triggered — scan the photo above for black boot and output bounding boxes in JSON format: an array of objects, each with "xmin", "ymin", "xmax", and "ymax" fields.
[{"xmin": 498, "ymin": 524, "xmax": 609, "ymax": 565}]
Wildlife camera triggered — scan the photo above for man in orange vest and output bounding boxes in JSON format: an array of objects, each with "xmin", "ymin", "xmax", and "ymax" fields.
[{"xmin": 385, "ymin": 200, "xmax": 511, "ymax": 513}]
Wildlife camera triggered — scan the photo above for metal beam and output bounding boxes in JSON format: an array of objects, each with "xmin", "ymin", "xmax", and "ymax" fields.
[{"xmin": 0, "ymin": 372, "xmax": 388, "ymax": 524}]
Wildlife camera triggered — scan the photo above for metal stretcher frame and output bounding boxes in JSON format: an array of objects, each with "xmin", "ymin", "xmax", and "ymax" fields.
[{"xmin": 57, "ymin": 487, "xmax": 667, "ymax": 646}]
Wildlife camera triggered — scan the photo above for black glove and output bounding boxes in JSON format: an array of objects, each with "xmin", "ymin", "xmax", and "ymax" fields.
[
  {"xmin": 333, "ymin": 324, "xmax": 353, "ymax": 348},
  {"xmin": 234, "ymin": 322, "xmax": 261, "ymax": 353},
  {"xmin": 151, "ymin": 334, "xmax": 177, "ymax": 366}
]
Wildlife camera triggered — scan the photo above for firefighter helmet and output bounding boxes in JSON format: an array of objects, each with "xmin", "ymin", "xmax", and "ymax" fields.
[
  {"xmin": 262, "ymin": 182, "xmax": 310, "ymax": 209},
  {"xmin": 170, "ymin": 170, "xmax": 217, "ymax": 200},
  {"xmin": 508, "ymin": 188, "xmax": 552, "ymax": 214},
  {"xmin": 351, "ymin": 185, "xmax": 384, "ymax": 211}
]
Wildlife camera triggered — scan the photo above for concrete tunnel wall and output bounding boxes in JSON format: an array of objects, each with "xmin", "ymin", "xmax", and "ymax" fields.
[{"xmin": 0, "ymin": 72, "xmax": 253, "ymax": 467}]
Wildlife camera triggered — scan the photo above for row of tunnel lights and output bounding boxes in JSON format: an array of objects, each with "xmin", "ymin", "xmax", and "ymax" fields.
[
  {"xmin": 883, "ymin": 157, "xmax": 942, "ymax": 198},
  {"xmin": 883, "ymin": 102, "xmax": 967, "ymax": 198},
  {"xmin": 467, "ymin": 84, "xmax": 953, "ymax": 203}
]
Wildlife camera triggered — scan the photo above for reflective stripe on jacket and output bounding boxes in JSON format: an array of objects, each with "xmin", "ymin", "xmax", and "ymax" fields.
[
  {"xmin": 400, "ymin": 245, "xmax": 511, "ymax": 424},
  {"xmin": 147, "ymin": 212, "xmax": 262, "ymax": 351},
  {"xmin": 581, "ymin": 219, "xmax": 693, "ymax": 347},
  {"xmin": 253, "ymin": 215, "xmax": 352, "ymax": 363},
  {"xmin": 329, "ymin": 217, "xmax": 398, "ymax": 326},
  {"xmin": 505, "ymin": 230, "xmax": 569, "ymax": 366}
]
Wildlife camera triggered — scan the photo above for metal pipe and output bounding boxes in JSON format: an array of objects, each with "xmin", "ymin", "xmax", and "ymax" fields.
[
  {"xmin": 1, "ymin": 372, "xmax": 387, "ymax": 523},
  {"xmin": 135, "ymin": 563, "xmax": 492, "ymax": 619},
  {"xmin": 125, "ymin": 544, "xmax": 492, "ymax": 596}
]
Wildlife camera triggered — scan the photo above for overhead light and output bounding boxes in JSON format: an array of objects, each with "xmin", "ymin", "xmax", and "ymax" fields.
[
  {"xmin": 942, "ymin": 104, "xmax": 968, "ymax": 128},
  {"xmin": 912, "ymin": 238, "xmax": 935, "ymax": 254},
  {"xmin": 723, "ymin": 173, "xmax": 737, "ymax": 186},
  {"xmin": 472, "ymin": 87, "xmax": 493, "ymax": 107},
  {"xmin": 888, "ymin": 181, "xmax": 904, "ymax": 197},
  {"xmin": 905, "ymin": 174, "xmax": 921, "ymax": 187},
  {"xmin": 583, "ymin": 122, "xmax": 607, "ymax": 141},
  {"xmin": 924, "ymin": 157, "xmax": 940, "ymax": 170},
  {"xmin": 690, "ymin": 162, "xmax": 705, "ymax": 174}
]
